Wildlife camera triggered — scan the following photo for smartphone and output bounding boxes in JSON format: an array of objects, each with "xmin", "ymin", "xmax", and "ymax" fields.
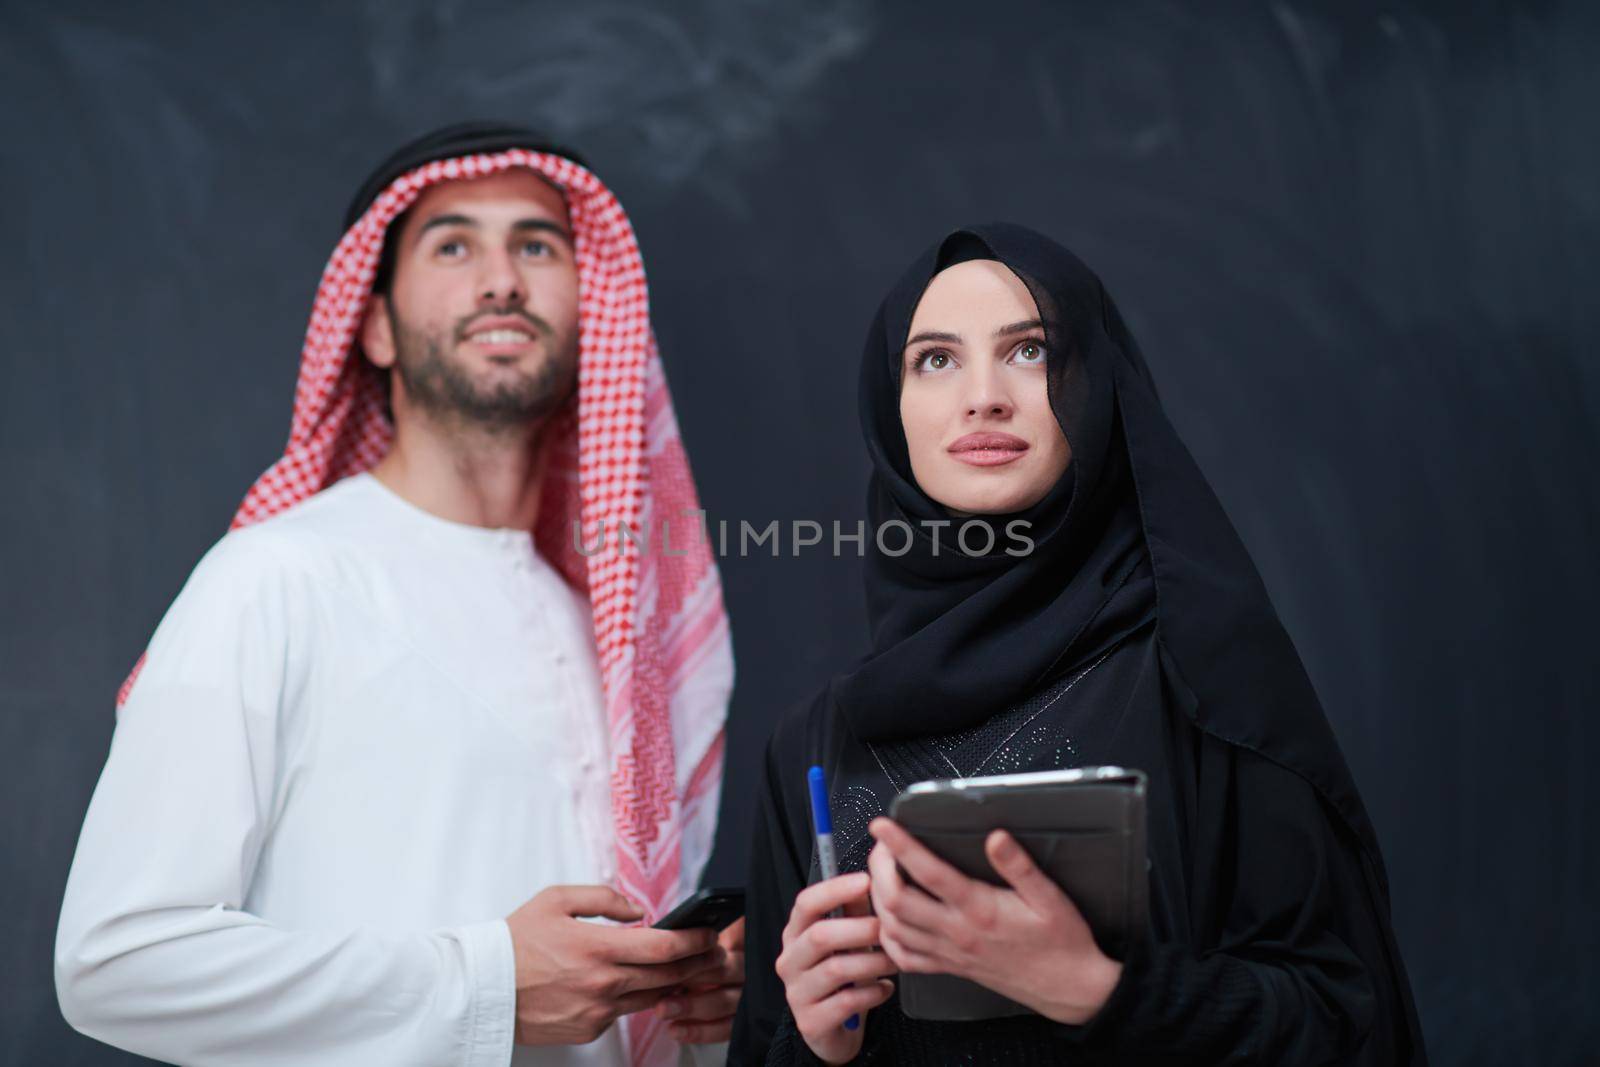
[{"xmin": 651, "ymin": 886, "xmax": 745, "ymax": 931}]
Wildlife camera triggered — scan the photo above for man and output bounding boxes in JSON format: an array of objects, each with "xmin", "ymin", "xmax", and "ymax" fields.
[{"xmin": 55, "ymin": 123, "xmax": 742, "ymax": 1067}]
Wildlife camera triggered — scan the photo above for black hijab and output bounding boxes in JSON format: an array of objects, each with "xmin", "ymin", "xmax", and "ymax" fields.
[{"xmin": 836, "ymin": 222, "xmax": 1390, "ymax": 897}]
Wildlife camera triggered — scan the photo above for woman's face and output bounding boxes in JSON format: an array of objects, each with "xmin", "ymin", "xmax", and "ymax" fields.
[{"xmin": 898, "ymin": 259, "xmax": 1073, "ymax": 514}]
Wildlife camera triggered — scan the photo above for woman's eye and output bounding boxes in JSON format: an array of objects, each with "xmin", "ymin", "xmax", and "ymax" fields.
[
  {"xmin": 912, "ymin": 349, "xmax": 953, "ymax": 373},
  {"xmin": 1010, "ymin": 341, "xmax": 1046, "ymax": 364}
]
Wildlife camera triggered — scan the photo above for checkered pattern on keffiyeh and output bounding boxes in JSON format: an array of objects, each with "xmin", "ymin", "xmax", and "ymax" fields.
[{"xmin": 115, "ymin": 149, "xmax": 733, "ymax": 1067}]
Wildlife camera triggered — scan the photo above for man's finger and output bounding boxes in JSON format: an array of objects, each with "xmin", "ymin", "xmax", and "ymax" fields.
[
  {"xmin": 680, "ymin": 944, "xmax": 743, "ymax": 988},
  {"xmin": 547, "ymin": 884, "xmax": 645, "ymax": 922},
  {"xmin": 868, "ymin": 818, "xmax": 973, "ymax": 907},
  {"xmin": 611, "ymin": 987, "xmax": 672, "ymax": 1017},
  {"xmin": 718, "ymin": 915, "xmax": 746, "ymax": 952},
  {"xmin": 669, "ymin": 1017, "xmax": 735, "ymax": 1045},
  {"xmin": 612, "ymin": 948, "xmax": 724, "ymax": 995},
  {"xmin": 601, "ymin": 924, "xmax": 719, "ymax": 966},
  {"xmin": 676, "ymin": 944, "xmax": 734, "ymax": 986},
  {"xmin": 656, "ymin": 984, "xmax": 741, "ymax": 1025}
]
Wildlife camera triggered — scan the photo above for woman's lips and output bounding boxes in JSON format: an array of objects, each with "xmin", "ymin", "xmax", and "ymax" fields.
[{"xmin": 948, "ymin": 432, "xmax": 1029, "ymax": 467}]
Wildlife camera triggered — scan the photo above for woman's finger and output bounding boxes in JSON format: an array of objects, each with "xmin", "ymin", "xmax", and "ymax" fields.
[
  {"xmin": 985, "ymin": 829, "xmax": 1072, "ymax": 916},
  {"xmin": 876, "ymin": 907, "xmax": 947, "ymax": 958},
  {"xmin": 868, "ymin": 817, "xmax": 975, "ymax": 908},
  {"xmin": 879, "ymin": 931, "xmax": 944, "ymax": 975},
  {"xmin": 868, "ymin": 839, "xmax": 951, "ymax": 935},
  {"xmin": 778, "ymin": 914, "xmax": 883, "ymax": 976},
  {"xmin": 782, "ymin": 872, "xmax": 871, "ymax": 947},
  {"xmin": 786, "ymin": 943, "xmax": 901, "ymax": 1006},
  {"xmin": 805, "ymin": 979, "xmax": 896, "ymax": 1032}
]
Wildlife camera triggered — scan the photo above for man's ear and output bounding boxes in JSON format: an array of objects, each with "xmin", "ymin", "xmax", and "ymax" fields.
[{"xmin": 360, "ymin": 293, "xmax": 396, "ymax": 369}]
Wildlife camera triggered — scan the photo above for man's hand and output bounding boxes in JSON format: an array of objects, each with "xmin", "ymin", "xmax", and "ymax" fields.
[
  {"xmin": 866, "ymin": 818, "xmax": 1122, "ymax": 1026},
  {"xmin": 507, "ymin": 885, "xmax": 723, "ymax": 1046},
  {"xmin": 653, "ymin": 915, "xmax": 746, "ymax": 1044}
]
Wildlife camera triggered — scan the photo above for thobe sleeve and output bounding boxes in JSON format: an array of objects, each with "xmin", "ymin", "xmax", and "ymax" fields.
[{"xmin": 54, "ymin": 529, "xmax": 517, "ymax": 1067}]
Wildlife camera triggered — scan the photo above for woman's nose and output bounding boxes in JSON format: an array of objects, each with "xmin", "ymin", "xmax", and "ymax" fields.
[
  {"xmin": 965, "ymin": 377, "xmax": 1014, "ymax": 419},
  {"xmin": 959, "ymin": 358, "xmax": 1015, "ymax": 418},
  {"xmin": 967, "ymin": 398, "xmax": 1013, "ymax": 417}
]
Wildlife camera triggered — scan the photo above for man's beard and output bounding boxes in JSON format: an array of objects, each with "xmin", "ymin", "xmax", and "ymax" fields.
[{"xmin": 387, "ymin": 306, "xmax": 577, "ymax": 431}]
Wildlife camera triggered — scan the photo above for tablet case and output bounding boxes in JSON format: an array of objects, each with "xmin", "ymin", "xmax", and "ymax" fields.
[{"xmin": 886, "ymin": 766, "xmax": 1148, "ymax": 1021}]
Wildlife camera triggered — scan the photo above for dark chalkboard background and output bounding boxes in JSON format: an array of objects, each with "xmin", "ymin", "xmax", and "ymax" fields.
[{"xmin": 3, "ymin": 1, "xmax": 1595, "ymax": 1063}]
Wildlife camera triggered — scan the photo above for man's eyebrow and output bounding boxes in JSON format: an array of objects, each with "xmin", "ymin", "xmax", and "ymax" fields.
[
  {"xmin": 411, "ymin": 214, "xmax": 573, "ymax": 243},
  {"xmin": 510, "ymin": 218, "xmax": 573, "ymax": 243}
]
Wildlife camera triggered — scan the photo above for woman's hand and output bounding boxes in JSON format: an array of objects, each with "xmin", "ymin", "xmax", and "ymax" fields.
[
  {"xmin": 654, "ymin": 916, "xmax": 746, "ymax": 1044},
  {"xmin": 866, "ymin": 817, "xmax": 1122, "ymax": 1026},
  {"xmin": 774, "ymin": 871, "xmax": 899, "ymax": 1065}
]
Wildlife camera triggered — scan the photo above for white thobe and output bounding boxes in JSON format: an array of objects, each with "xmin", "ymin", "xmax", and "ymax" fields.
[{"xmin": 55, "ymin": 471, "xmax": 648, "ymax": 1066}]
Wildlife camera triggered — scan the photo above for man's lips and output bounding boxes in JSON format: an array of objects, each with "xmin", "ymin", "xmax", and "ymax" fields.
[
  {"xmin": 461, "ymin": 316, "xmax": 543, "ymax": 352},
  {"xmin": 948, "ymin": 432, "xmax": 1029, "ymax": 467}
]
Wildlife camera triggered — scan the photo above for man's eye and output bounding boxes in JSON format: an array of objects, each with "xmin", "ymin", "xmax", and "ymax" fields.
[
  {"xmin": 436, "ymin": 240, "xmax": 466, "ymax": 258},
  {"xmin": 521, "ymin": 239, "xmax": 553, "ymax": 258}
]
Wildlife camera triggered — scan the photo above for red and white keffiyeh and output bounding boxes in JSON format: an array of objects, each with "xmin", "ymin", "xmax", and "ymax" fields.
[{"xmin": 115, "ymin": 149, "xmax": 734, "ymax": 1066}]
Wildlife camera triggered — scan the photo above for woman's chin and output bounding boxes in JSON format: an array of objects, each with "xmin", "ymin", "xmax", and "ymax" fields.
[{"xmin": 933, "ymin": 479, "xmax": 1049, "ymax": 517}]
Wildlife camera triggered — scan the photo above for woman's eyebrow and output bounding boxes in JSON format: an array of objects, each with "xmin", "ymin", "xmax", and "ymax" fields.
[
  {"xmin": 904, "ymin": 329, "xmax": 963, "ymax": 349},
  {"xmin": 903, "ymin": 318, "xmax": 1047, "ymax": 353},
  {"xmin": 994, "ymin": 318, "xmax": 1045, "ymax": 336}
]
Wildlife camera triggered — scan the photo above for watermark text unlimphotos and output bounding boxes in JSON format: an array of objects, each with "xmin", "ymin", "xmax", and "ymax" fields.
[{"xmin": 572, "ymin": 511, "xmax": 1034, "ymax": 559}]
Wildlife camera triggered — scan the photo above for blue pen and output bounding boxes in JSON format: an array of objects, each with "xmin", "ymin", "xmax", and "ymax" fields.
[{"xmin": 807, "ymin": 765, "xmax": 861, "ymax": 1031}]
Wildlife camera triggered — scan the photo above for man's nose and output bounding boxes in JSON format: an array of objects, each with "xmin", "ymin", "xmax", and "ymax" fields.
[{"xmin": 476, "ymin": 249, "xmax": 525, "ymax": 306}]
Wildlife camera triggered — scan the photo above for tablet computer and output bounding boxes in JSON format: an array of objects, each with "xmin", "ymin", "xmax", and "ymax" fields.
[{"xmin": 886, "ymin": 765, "xmax": 1149, "ymax": 1021}]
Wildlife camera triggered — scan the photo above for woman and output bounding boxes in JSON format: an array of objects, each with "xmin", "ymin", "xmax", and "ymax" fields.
[{"xmin": 727, "ymin": 224, "xmax": 1426, "ymax": 1065}]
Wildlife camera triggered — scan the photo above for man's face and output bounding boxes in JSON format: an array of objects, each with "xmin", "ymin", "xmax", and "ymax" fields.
[{"xmin": 360, "ymin": 170, "xmax": 580, "ymax": 430}]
